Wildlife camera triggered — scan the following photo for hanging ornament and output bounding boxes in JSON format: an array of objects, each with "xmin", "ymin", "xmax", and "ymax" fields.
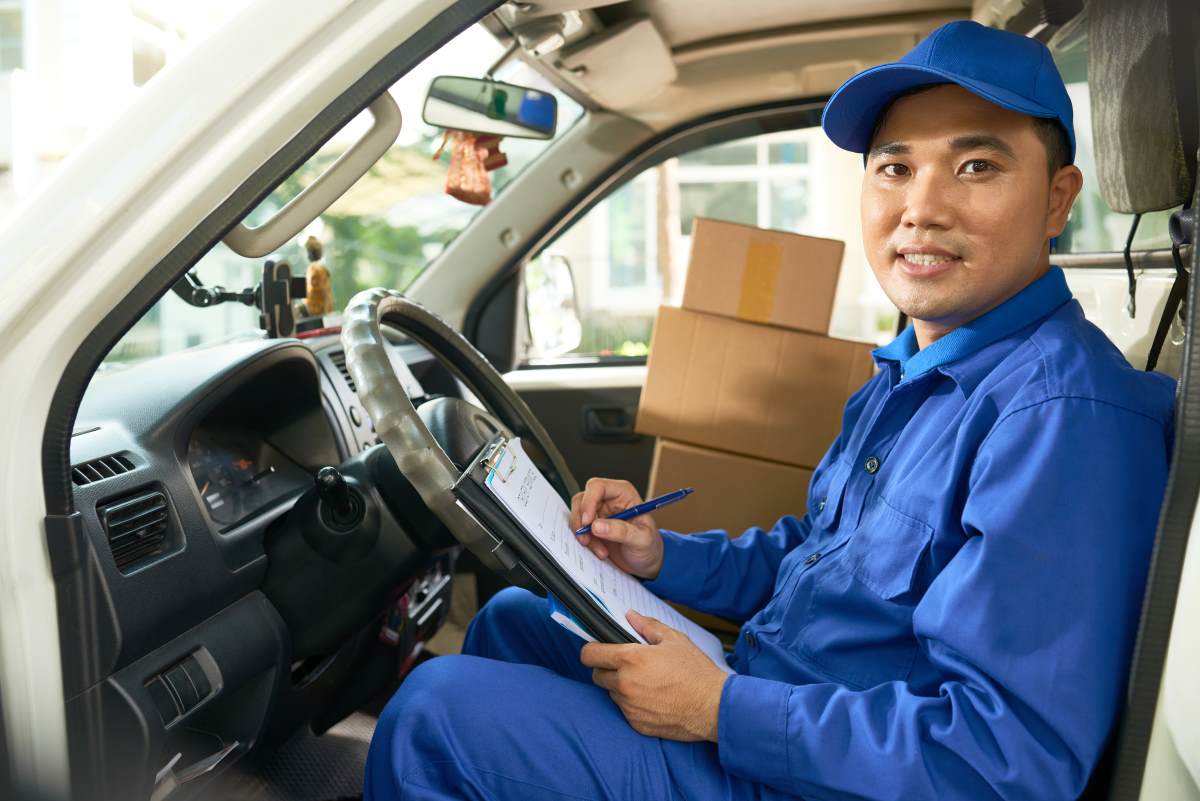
[{"xmin": 433, "ymin": 130, "xmax": 508, "ymax": 206}]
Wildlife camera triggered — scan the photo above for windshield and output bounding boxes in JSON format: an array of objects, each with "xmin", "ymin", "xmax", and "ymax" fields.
[{"xmin": 102, "ymin": 23, "xmax": 583, "ymax": 367}]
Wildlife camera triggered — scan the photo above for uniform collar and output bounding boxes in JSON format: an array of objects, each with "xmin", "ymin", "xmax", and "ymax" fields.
[{"xmin": 873, "ymin": 266, "xmax": 1073, "ymax": 390}]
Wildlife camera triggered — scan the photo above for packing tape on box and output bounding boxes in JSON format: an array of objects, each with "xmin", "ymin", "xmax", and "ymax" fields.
[{"xmin": 735, "ymin": 241, "xmax": 783, "ymax": 323}]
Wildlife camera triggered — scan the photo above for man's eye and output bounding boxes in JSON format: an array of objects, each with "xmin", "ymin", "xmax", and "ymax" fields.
[
  {"xmin": 962, "ymin": 159, "xmax": 993, "ymax": 174},
  {"xmin": 880, "ymin": 163, "xmax": 909, "ymax": 177}
]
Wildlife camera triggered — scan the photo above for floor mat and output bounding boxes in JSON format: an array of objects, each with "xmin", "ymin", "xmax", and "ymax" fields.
[{"xmin": 214, "ymin": 711, "xmax": 376, "ymax": 801}]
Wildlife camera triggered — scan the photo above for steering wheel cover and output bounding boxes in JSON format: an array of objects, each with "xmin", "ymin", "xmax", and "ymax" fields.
[{"xmin": 341, "ymin": 288, "xmax": 578, "ymax": 576}]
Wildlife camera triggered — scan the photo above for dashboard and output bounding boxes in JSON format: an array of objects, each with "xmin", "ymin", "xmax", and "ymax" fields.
[{"xmin": 64, "ymin": 328, "xmax": 463, "ymax": 800}]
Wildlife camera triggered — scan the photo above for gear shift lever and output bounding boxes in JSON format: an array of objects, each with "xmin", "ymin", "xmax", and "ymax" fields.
[{"xmin": 316, "ymin": 466, "xmax": 363, "ymax": 528}]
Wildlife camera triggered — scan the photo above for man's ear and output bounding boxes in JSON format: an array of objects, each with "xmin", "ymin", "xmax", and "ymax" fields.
[{"xmin": 1046, "ymin": 164, "xmax": 1084, "ymax": 239}]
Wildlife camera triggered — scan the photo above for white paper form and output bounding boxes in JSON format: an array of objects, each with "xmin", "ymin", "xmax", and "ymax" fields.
[{"xmin": 484, "ymin": 438, "xmax": 732, "ymax": 673}]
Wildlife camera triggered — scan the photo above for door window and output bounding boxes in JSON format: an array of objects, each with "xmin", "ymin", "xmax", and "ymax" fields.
[{"xmin": 523, "ymin": 125, "xmax": 895, "ymax": 363}]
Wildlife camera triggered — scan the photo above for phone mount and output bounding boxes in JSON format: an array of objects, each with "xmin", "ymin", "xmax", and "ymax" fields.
[{"xmin": 171, "ymin": 259, "xmax": 307, "ymax": 337}]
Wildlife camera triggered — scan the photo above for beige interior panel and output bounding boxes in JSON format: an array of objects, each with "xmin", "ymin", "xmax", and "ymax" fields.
[
  {"xmin": 619, "ymin": 0, "xmax": 967, "ymax": 46},
  {"xmin": 559, "ymin": 18, "xmax": 677, "ymax": 109}
]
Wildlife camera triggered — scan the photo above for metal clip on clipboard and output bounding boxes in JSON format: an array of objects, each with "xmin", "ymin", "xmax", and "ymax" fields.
[
  {"xmin": 452, "ymin": 434, "xmax": 512, "ymax": 491},
  {"xmin": 481, "ymin": 437, "xmax": 516, "ymax": 483}
]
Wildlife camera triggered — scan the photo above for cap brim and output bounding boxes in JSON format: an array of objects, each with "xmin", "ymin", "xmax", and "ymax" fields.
[{"xmin": 821, "ymin": 63, "xmax": 1060, "ymax": 154}]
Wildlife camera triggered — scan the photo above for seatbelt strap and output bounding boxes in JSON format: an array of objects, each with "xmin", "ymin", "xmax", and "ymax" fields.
[
  {"xmin": 1124, "ymin": 213, "xmax": 1142, "ymax": 318},
  {"xmin": 1146, "ymin": 259, "xmax": 1187, "ymax": 372},
  {"xmin": 1147, "ymin": 204, "xmax": 1196, "ymax": 372}
]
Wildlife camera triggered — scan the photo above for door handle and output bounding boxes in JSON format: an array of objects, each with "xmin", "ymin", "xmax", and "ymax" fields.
[{"xmin": 582, "ymin": 406, "xmax": 640, "ymax": 443}]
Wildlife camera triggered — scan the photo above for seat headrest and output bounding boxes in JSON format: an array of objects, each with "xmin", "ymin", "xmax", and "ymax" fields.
[{"xmin": 1088, "ymin": 0, "xmax": 1198, "ymax": 214}]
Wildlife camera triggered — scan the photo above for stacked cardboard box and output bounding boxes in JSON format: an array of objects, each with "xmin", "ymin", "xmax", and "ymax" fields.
[{"xmin": 636, "ymin": 218, "xmax": 876, "ymax": 539}]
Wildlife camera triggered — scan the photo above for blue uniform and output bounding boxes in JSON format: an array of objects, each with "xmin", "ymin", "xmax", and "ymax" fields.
[{"xmin": 365, "ymin": 267, "xmax": 1175, "ymax": 801}]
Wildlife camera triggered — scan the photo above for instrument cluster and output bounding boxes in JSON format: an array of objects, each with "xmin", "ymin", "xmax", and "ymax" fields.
[{"xmin": 188, "ymin": 427, "xmax": 311, "ymax": 528}]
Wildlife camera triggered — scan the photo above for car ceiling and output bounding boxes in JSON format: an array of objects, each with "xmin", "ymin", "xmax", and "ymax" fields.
[
  {"xmin": 604, "ymin": 0, "xmax": 968, "ymax": 47},
  {"xmin": 489, "ymin": 0, "xmax": 980, "ymax": 131}
]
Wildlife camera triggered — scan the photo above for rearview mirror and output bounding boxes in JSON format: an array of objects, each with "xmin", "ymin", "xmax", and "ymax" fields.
[{"xmin": 423, "ymin": 76, "xmax": 557, "ymax": 140}]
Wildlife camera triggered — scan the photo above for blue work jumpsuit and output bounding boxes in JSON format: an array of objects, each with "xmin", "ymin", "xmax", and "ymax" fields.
[{"xmin": 365, "ymin": 267, "xmax": 1175, "ymax": 800}]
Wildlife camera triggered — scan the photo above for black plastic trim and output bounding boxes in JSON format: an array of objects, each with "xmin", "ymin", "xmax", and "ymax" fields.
[
  {"xmin": 42, "ymin": 0, "xmax": 502, "ymax": 518},
  {"xmin": 1106, "ymin": 170, "xmax": 1200, "ymax": 801},
  {"xmin": 464, "ymin": 98, "xmax": 829, "ymax": 354}
]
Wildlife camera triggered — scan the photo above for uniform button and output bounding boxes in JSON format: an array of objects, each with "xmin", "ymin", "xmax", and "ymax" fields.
[
  {"xmin": 349, "ymin": 406, "xmax": 362, "ymax": 426},
  {"xmin": 817, "ymin": 498, "xmax": 826, "ymax": 512},
  {"xmin": 804, "ymin": 552, "xmax": 822, "ymax": 566},
  {"xmin": 864, "ymin": 456, "xmax": 880, "ymax": 474},
  {"xmin": 744, "ymin": 630, "xmax": 758, "ymax": 649}
]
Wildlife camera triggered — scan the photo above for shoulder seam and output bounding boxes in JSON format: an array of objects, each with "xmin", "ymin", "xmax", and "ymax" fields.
[{"xmin": 977, "ymin": 394, "xmax": 1171, "ymax": 454}]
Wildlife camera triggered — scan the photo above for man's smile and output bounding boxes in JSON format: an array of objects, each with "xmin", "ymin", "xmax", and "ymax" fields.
[{"xmin": 894, "ymin": 246, "xmax": 962, "ymax": 278}]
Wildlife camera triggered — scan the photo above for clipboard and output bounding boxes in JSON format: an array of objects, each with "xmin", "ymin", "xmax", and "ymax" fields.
[{"xmin": 451, "ymin": 434, "xmax": 638, "ymax": 645}]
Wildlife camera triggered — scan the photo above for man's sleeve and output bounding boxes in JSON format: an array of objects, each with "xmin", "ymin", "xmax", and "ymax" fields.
[
  {"xmin": 641, "ymin": 514, "xmax": 812, "ymax": 621},
  {"xmin": 714, "ymin": 397, "xmax": 1170, "ymax": 800}
]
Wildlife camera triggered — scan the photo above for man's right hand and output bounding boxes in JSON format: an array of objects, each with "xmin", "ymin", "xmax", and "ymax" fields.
[{"xmin": 570, "ymin": 478, "xmax": 664, "ymax": 581}]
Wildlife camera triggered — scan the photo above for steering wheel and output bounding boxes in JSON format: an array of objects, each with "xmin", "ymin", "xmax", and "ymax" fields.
[{"xmin": 341, "ymin": 288, "xmax": 580, "ymax": 586}]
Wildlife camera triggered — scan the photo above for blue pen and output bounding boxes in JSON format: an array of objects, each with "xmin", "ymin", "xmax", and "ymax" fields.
[{"xmin": 574, "ymin": 487, "xmax": 694, "ymax": 537}]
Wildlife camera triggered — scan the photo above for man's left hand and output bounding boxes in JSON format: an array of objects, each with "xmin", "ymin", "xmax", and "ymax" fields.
[{"xmin": 580, "ymin": 611, "xmax": 730, "ymax": 742}]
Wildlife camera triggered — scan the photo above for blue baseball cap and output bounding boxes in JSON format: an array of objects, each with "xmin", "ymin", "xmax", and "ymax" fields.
[{"xmin": 821, "ymin": 20, "xmax": 1075, "ymax": 162}]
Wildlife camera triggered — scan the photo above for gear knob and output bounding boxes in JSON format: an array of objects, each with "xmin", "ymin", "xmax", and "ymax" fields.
[{"xmin": 316, "ymin": 466, "xmax": 357, "ymax": 525}]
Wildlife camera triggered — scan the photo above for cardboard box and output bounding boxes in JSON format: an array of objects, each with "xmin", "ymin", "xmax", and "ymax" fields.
[
  {"xmin": 636, "ymin": 306, "xmax": 875, "ymax": 468},
  {"xmin": 682, "ymin": 217, "xmax": 845, "ymax": 334},
  {"xmin": 647, "ymin": 440, "xmax": 812, "ymax": 536}
]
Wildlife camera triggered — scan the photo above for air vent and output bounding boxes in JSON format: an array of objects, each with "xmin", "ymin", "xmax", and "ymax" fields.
[
  {"xmin": 72, "ymin": 453, "xmax": 135, "ymax": 486},
  {"xmin": 99, "ymin": 490, "xmax": 169, "ymax": 571},
  {"xmin": 329, "ymin": 350, "xmax": 357, "ymax": 393}
]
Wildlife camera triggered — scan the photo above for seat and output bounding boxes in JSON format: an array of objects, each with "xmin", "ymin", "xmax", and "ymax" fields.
[{"xmin": 1076, "ymin": 0, "xmax": 1198, "ymax": 798}]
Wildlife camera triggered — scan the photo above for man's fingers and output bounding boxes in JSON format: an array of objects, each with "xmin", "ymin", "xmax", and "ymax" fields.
[
  {"xmin": 591, "ymin": 668, "xmax": 618, "ymax": 691},
  {"xmin": 589, "ymin": 518, "xmax": 639, "ymax": 545},
  {"xmin": 627, "ymin": 610, "xmax": 673, "ymax": 645},
  {"xmin": 580, "ymin": 642, "xmax": 632, "ymax": 670},
  {"xmin": 580, "ymin": 537, "xmax": 608, "ymax": 560},
  {"xmin": 569, "ymin": 492, "xmax": 583, "ymax": 530},
  {"xmin": 579, "ymin": 534, "xmax": 610, "ymax": 559},
  {"xmin": 579, "ymin": 479, "xmax": 610, "ymax": 527},
  {"xmin": 580, "ymin": 478, "xmax": 640, "ymax": 527}
]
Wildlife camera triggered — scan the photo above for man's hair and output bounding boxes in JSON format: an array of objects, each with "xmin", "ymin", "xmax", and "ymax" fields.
[{"xmin": 868, "ymin": 85, "xmax": 1071, "ymax": 177}]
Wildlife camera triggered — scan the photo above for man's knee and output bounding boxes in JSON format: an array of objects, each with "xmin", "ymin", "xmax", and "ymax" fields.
[
  {"xmin": 463, "ymin": 586, "xmax": 545, "ymax": 655},
  {"xmin": 378, "ymin": 655, "xmax": 480, "ymax": 751},
  {"xmin": 478, "ymin": 586, "xmax": 546, "ymax": 627},
  {"xmin": 367, "ymin": 655, "xmax": 491, "ymax": 798}
]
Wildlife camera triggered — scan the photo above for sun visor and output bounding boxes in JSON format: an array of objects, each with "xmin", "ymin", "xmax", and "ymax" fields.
[
  {"xmin": 509, "ymin": 0, "xmax": 630, "ymax": 14},
  {"xmin": 559, "ymin": 18, "xmax": 677, "ymax": 110},
  {"xmin": 1088, "ymin": 0, "xmax": 1198, "ymax": 214}
]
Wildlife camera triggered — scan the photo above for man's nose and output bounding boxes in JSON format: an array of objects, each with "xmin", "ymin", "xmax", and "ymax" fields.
[{"xmin": 899, "ymin": 169, "xmax": 955, "ymax": 230}]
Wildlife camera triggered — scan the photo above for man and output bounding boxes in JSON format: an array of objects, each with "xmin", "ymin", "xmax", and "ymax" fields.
[{"xmin": 365, "ymin": 21, "xmax": 1175, "ymax": 801}]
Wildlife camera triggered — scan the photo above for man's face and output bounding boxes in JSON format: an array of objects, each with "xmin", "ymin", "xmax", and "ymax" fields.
[{"xmin": 860, "ymin": 84, "xmax": 1081, "ymax": 339}]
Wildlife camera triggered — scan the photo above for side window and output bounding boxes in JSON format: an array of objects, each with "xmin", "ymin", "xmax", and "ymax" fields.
[{"xmin": 522, "ymin": 125, "xmax": 893, "ymax": 363}]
